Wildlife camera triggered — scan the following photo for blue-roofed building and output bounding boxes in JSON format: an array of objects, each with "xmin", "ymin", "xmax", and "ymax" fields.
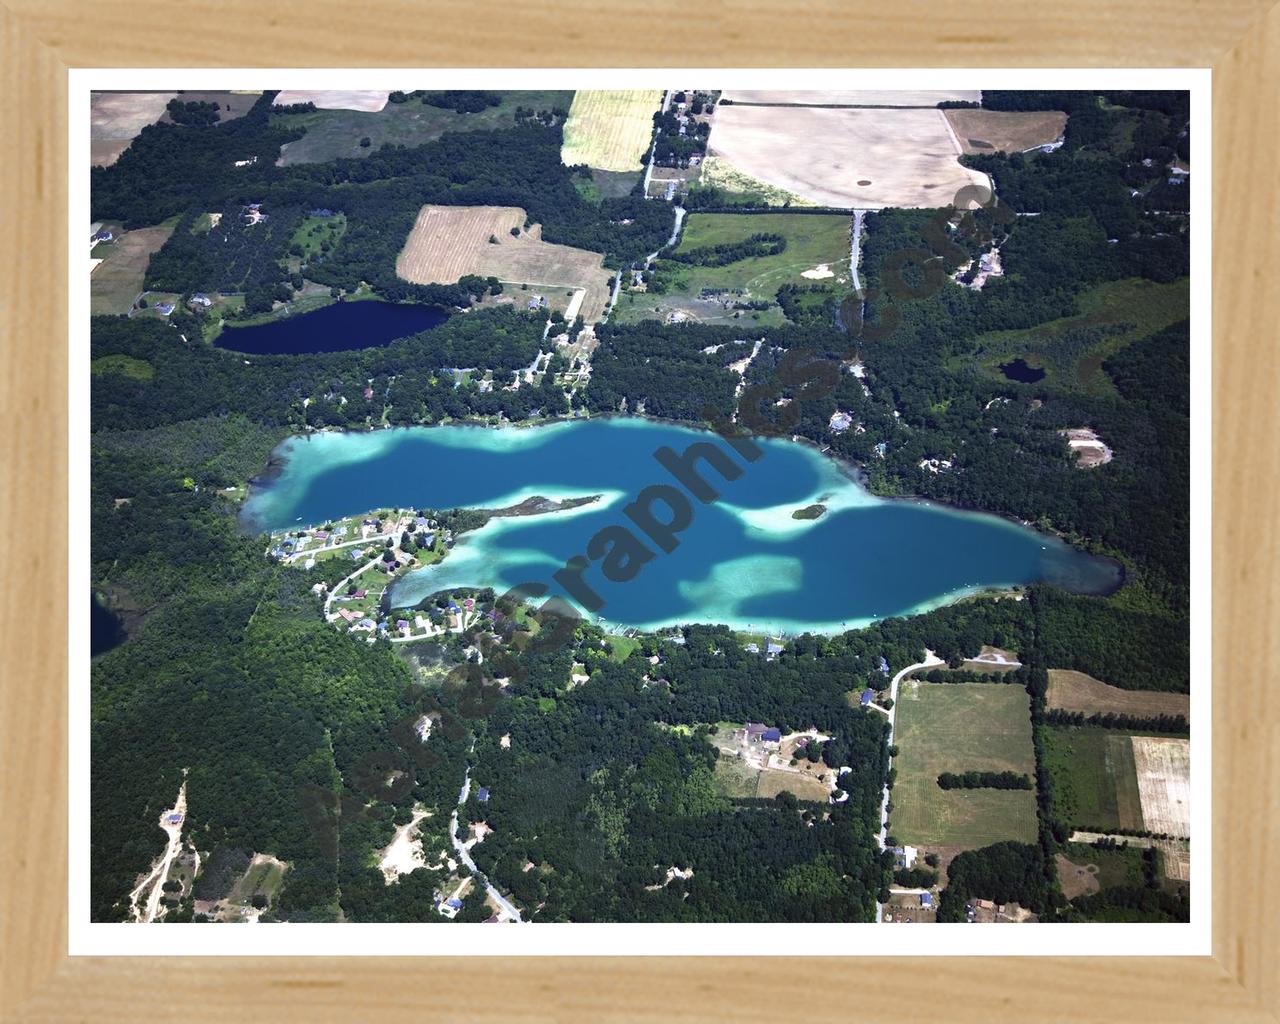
[
  {"xmin": 859, "ymin": 689, "xmax": 874, "ymax": 706},
  {"xmin": 477, "ymin": 787, "xmax": 490, "ymax": 802},
  {"xmin": 920, "ymin": 893, "xmax": 933, "ymax": 909},
  {"xmin": 761, "ymin": 728, "xmax": 782, "ymax": 744},
  {"xmin": 878, "ymin": 656, "xmax": 891, "ymax": 675},
  {"xmin": 446, "ymin": 898, "xmax": 463, "ymax": 910},
  {"xmin": 766, "ymin": 640, "xmax": 784, "ymax": 656}
]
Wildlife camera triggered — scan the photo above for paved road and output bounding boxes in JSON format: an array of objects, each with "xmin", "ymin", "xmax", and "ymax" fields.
[
  {"xmin": 875, "ymin": 650, "xmax": 944, "ymax": 923},
  {"xmin": 450, "ymin": 769, "xmax": 525, "ymax": 922}
]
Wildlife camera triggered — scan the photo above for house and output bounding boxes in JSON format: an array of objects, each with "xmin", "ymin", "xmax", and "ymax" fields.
[
  {"xmin": 396, "ymin": 619, "xmax": 410, "ymax": 631},
  {"xmin": 92, "ymin": 230, "xmax": 114, "ymax": 242},
  {"xmin": 154, "ymin": 302, "xmax": 175, "ymax": 316},
  {"xmin": 920, "ymin": 893, "xmax": 933, "ymax": 909},
  {"xmin": 363, "ymin": 386, "xmax": 375, "ymax": 400},
  {"xmin": 859, "ymin": 689, "xmax": 874, "ymax": 706},
  {"xmin": 766, "ymin": 640, "xmax": 784, "ymax": 657},
  {"xmin": 446, "ymin": 898, "xmax": 463, "ymax": 910},
  {"xmin": 744, "ymin": 723, "xmax": 767, "ymax": 739},
  {"xmin": 878, "ymin": 656, "xmax": 891, "ymax": 675},
  {"xmin": 744, "ymin": 643, "xmax": 760, "ymax": 654},
  {"xmin": 188, "ymin": 293, "xmax": 212, "ymax": 308},
  {"xmin": 477, "ymin": 787, "xmax": 490, "ymax": 803},
  {"xmin": 167, "ymin": 813, "xmax": 183, "ymax": 824},
  {"xmin": 761, "ymin": 728, "xmax": 782, "ymax": 744}
]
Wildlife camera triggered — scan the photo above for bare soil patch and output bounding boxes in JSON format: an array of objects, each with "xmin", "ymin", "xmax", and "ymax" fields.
[
  {"xmin": 943, "ymin": 109, "xmax": 1068, "ymax": 154},
  {"xmin": 1131, "ymin": 736, "xmax": 1191, "ymax": 837},
  {"xmin": 90, "ymin": 91, "xmax": 176, "ymax": 166},
  {"xmin": 707, "ymin": 104, "xmax": 990, "ymax": 209},
  {"xmin": 274, "ymin": 90, "xmax": 390, "ymax": 112},
  {"xmin": 722, "ymin": 90, "xmax": 981, "ymax": 107},
  {"xmin": 1047, "ymin": 670, "xmax": 1189, "ymax": 719},
  {"xmin": 1055, "ymin": 852, "xmax": 1102, "ymax": 900},
  {"xmin": 396, "ymin": 205, "xmax": 612, "ymax": 322}
]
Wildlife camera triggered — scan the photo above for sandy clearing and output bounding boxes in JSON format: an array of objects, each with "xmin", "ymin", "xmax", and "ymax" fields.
[
  {"xmin": 943, "ymin": 109, "xmax": 1068, "ymax": 155},
  {"xmin": 801, "ymin": 264, "xmax": 834, "ymax": 279},
  {"xmin": 708, "ymin": 104, "xmax": 991, "ymax": 210},
  {"xmin": 1131, "ymin": 736, "xmax": 1191, "ymax": 837},
  {"xmin": 561, "ymin": 90, "xmax": 664, "ymax": 171},
  {"xmin": 1055, "ymin": 852, "xmax": 1101, "ymax": 900},
  {"xmin": 377, "ymin": 804, "xmax": 434, "ymax": 883},
  {"xmin": 273, "ymin": 90, "xmax": 390, "ymax": 112},
  {"xmin": 722, "ymin": 90, "xmax": 982, "ymax": 107},
  {"xmin": 1047, "ymin": 670, "xmax": 1189, "ymax": 719},
  {"xmin": 396, "ymin": 204, "xmax": 613, "ymax": 322}
]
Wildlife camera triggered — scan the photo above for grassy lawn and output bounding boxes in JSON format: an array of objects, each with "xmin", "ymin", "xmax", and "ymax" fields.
[
  {"xmin": 91, "ymin": 354, "xmax": 154, "ymax": 381},
  {"xmin": 1061, "ymin": 841, "xmax": 1146, "ymax": 889},
  {"xmin": 290, "ymin": 212, "xmax": 348, "ymax": 261},
  {"xmin": 1043, "ymin": 726, "xmax": 1144, "ymax": 831},
  {"xmin": 273, "ymin": 91, "xmax": 574, "ymax": 166},
  {"xmin": 892, "ymin": 681, "xmax": 1038, "ymax": 849},
  {"xmin": 668, "ymin": 212, "xmax": 852, "ymax": 296},
  {"xmin": 959, "ymin": 277, "xmax": 1189, "ymax": 395},
  {"xmin": 90, "ymin": 218, "xmax": 180, "ymax": 315},
  {"xmin": 604, "ymin": 635, "xmax": 640, "ymax": 662}
]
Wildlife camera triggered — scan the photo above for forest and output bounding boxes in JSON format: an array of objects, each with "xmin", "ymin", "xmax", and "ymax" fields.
[{"xmin": 89, "ymin": 89, "xmax": 1191, "ymax": 924}]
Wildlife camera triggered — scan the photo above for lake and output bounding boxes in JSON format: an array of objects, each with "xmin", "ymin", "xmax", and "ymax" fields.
[
  {"xmin": 214, "ymin": 299, "xmax": 448, "ymax": 355},
  {"xmin": 242, "ymin": 419, "xmax": 1120, "ymax": 633}
]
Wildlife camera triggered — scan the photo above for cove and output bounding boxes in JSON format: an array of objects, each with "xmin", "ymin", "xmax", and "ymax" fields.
[
  {"xmin": 242, "ymin": 420, "xmax": 1121, "ymax": 634},
  {"xmin": 214, "ymin": 299, "xmax": 448, "ymax": 355}
]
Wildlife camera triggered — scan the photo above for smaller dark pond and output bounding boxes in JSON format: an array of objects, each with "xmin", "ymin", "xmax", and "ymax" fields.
[
  {"xmin": 999, "ymin": 358, "xmax": 1047, "ymax": 383},
  {"xmin": 214, "ymin": 300, "xmax": 447, "ymax": 355},
  {"xmin": 90, "ymin": 595, "xmax": 125, "ymax": 657}
]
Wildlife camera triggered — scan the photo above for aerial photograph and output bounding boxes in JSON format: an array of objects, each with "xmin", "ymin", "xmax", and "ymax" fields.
[{"xmin": 88, "ymin": 85, "xmax": 1191, "ymax": 927}]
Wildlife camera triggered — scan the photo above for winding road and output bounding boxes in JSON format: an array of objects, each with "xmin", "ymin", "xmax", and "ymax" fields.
[{"xmin": 450, "ymin": 769, "xmax": 524, "ymax": 922}]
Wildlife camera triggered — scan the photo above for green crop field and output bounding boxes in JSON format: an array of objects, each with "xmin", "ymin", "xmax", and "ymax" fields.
[
  {"xmin": 892, "ymin": 681, "xmax": 1038, "ymax": 849},
  {"xmin": 1043, "ymin": 726, "xmax": 1144, "ymax": 831},
  {"xmin": 619, "ymin": 212, "xmax": 853, "ymax": 327}
]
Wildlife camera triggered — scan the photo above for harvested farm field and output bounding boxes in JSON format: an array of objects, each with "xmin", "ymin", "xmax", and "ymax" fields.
[
  {"xmin": 273, "ymin": 90, "xmax": 390, "ymax": 112},
  {"xmin": 561, "ymin": 90, "xmax": 664, "ymax": 171},
  {"xmin": 1047, "ymin": 670, "xmax": 1189, "ymax": 720},
  {"xmin": 892, "ymin": 681, "xmax": 1038, "ymax": 849},
  {"xmin": 707, "ymin": 104, "xmax": 991, "ymax": 210},
  {"xmin": 396, "ymin": 205, "xmax": 613, "ymax": 322},
  {"xmin": 90, "ymin": 91, "xmax": 176, "ymax": 166},
  {"xmin": 943, "ymin": 109, "xmax": 1067, "ymax": 154},
  {"xmin": 91, "ymin": 221, "xmax": 178, "ymax": 315},
  {"xmin": 721, "ymin": 90, "xmax": 982, "ymax": 107},
  {"xmin": 1131, "ymin": 737, "xmax": 1190, "ymax": 837},
  {"xmin": 160, "ymin": 91, "xmax": 260, "ymax": 124}
]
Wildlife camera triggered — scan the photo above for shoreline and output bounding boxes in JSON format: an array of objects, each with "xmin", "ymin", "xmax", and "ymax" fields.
[{"xmin": 243, "ymin": 413, "xmax": 1126, "ymax": 599}]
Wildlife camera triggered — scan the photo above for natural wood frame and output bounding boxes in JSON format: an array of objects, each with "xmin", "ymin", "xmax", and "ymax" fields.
[{"xmin": 2, "ymin": 2, "xmax": 1276, "ymax": 1019}]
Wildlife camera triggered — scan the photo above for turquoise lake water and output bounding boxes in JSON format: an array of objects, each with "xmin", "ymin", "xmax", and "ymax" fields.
[{"xmin": 241, "ymin": 419, "xmax": 1120, "ymax": 633}]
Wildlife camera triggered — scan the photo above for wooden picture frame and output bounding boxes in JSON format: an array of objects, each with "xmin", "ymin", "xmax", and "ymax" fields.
[{"xmin": 2, "ymin": 2, "xmax": 1275, "ymax": 1018}]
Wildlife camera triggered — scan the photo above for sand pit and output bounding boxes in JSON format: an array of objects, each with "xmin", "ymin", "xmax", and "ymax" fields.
[
  {"xmin": 801, "ymin": 264, "xmax": 834, "ymax": 279},
  {"xmin": 90, "ymin": 92, "xmax": 177, "ymax": 166},
  {"xmin": 1131, "ymin": 737, "xmax": 1190, "ymax": 837},
  {"xmin": 274, "ymin": 90, "xmax": 390, "ymax": 112},
  {"xmin": 707, "ymin": 104, "xmax": 991, "ymax": 210},
  {"xmin": 943, "ymin": 109, "xmax": 1068, "ymax": 154},
  {"xmin": 722, "ymin": 90, "xmax": 982, "ymax": 107},
  {"xmin": 396, "ymin": 204, "xmax": 613, "ymax": 322},
  {"xmin": 377, "ymin": 805, "xmax": 434, "ymax": 883}
]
